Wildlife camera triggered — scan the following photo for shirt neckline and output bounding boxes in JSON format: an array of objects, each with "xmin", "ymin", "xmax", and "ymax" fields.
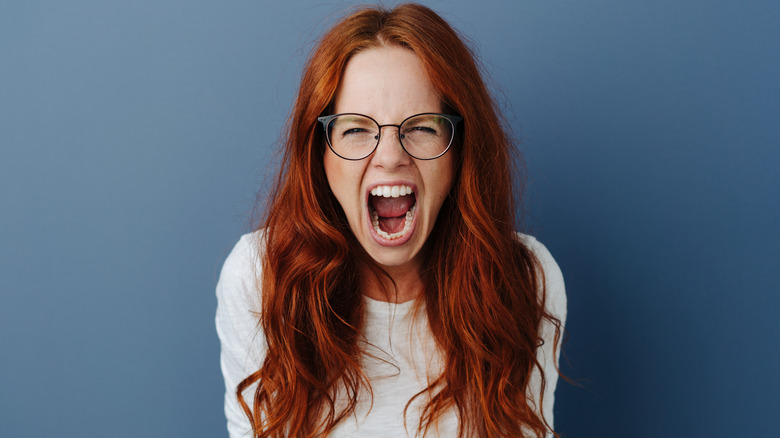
[{"xmin": 362, "ymin": 294, "xmax": 419, "ymax": 317}]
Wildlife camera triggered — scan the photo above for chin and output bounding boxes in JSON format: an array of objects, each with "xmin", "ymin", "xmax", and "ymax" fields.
[{"xmin": 366, "ymin": 246, "xmax": 420, "ymax": 269}]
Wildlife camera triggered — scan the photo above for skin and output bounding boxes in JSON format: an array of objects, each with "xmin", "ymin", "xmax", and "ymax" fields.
[{"xmin": 323, "ymin": 44, "xmax": 455, "ymax": 303}]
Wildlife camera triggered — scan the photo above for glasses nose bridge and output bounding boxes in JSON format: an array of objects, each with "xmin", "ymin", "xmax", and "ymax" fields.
[
  {"xmin": 375, "ymin": 122, "xmax": 403, "ymax": 144},
  {"xmin": 371, "ymin": 122, "xmax": 411, "ymax": 162}
]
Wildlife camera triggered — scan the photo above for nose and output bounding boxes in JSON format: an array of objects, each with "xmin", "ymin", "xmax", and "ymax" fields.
[{"xmin": 371, "ymin": 126, "xmax": 412, "ymax": 170}]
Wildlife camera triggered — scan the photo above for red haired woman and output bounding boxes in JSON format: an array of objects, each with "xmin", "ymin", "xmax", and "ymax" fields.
[{"xmin": 216, "ymin": 3, "xmax": 566, "ymax": 437}]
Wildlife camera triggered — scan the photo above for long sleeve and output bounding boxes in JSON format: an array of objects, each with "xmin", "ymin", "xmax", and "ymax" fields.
[
  {"xmin": 215, "ymin": 232, "xmax": 265, "ymax": 438},
  {"xmin": 521, "ymin": 234, "xmax": 567, "ymax": 436}
]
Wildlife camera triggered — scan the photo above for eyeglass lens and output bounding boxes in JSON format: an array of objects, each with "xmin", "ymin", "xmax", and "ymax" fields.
[{"xmin": 326, "ymin": 114, "xmax": 455, "ymax": 160}]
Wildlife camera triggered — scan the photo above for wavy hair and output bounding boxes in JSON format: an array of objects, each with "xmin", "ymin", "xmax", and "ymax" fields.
[{"xmin": 237, "ymin": 4, "xmax": 561, "ymax": 437}]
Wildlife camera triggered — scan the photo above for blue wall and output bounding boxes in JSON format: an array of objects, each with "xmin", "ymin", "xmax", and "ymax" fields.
[{"xmin": 1, "ymin": 1, "xmax": 778, "ymax": 436}]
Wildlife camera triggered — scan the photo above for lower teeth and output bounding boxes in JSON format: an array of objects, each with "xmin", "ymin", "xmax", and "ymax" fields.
[{"xmin": 371, "ymin": 205, "xmax": 416, "ymax": 240}]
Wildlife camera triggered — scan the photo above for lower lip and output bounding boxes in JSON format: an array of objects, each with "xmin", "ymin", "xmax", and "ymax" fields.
[{"xmin": 366, "ymin": 205, "xmax": 417, "ymax": 247}]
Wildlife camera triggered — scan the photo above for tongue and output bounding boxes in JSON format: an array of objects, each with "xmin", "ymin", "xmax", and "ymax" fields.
[
  {"xmin": 371, "ymin": 194, "xmax": 414, "ymax": 217},
  {"xmin": 379, "ymin": 216, "xmax": 406, "ymax": 233},
  {"xmin": 370, "ymin": 194, "xmax": 415, "ymax": 234}
]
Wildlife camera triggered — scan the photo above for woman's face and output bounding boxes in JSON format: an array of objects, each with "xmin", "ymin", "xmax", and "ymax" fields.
[{"xmin": 323, "ymin": 45, "xmax": 455, "ymax": 276}]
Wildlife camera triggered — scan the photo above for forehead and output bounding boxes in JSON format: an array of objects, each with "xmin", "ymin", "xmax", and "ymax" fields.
[{"xmin": 333, "ymin": 45, "xmax": 443, "ymax": 119}]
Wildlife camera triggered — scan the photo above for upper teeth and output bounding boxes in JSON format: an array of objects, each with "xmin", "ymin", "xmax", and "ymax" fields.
[{"xmin": 370, "ymin": 185, "xmax": 413, "ymax": 198}]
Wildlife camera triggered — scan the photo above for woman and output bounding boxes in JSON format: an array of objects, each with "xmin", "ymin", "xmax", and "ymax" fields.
[{"xmin": 216, "ymin": 3, "xmax": 566, "ymax": 437}]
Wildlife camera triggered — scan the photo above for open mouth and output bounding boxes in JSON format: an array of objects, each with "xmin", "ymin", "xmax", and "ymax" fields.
[{"xmin": 368, "ymin": 185, "xmax": 416, "ymax": 240}]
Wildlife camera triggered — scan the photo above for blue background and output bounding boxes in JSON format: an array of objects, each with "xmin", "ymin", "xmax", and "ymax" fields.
[{"xmin": 1, "ymin": 1, "xmax": 778, "ymax": 437}]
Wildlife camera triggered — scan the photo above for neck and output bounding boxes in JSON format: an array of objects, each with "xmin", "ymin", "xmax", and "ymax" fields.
[{"xmin": 360, "ymin": 262, "xmax": 423, "ymax": 303}]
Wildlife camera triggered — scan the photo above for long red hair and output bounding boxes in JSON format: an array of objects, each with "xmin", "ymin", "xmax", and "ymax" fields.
[{"xmin": 238, "ymin": 4, "xmax": 561, "ymax": 437}]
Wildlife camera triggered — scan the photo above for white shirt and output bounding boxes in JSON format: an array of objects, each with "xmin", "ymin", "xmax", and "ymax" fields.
[{"xmin": 216, "ymin": 231, "xmax": 566, "ymax": 437}]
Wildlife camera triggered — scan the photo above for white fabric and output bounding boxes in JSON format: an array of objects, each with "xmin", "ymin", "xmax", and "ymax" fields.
[{"xmin": 216, "ymin": 231, "xmax": 566, "ymax": 437}]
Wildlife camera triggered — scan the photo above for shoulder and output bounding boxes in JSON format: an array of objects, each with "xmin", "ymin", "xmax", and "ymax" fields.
[
  {"xmin": 220, "ymin": 230, "xmax": 264, "ymax": 279},
  {"xmin": 516, "ymin": 233, "xmax": 567, "ymax": 324},
  {"xmin": 216, "ymin": 230, "xmax": 265, "ymax": 330},
  {"xmin": 217, "ymin": 231, "xmax": 264, "ymax": 295}
]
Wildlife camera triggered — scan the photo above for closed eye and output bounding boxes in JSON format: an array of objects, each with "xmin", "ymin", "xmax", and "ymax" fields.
[
  {"xmin": 343, "ymin": 128, "xmax": 368, "ymax": 135},
  {"xmin": 404, "ymin": 126, "xmax": 438, "ymax": 136}
]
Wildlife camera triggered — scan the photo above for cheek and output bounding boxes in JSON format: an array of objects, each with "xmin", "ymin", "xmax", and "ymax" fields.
[
  {"xmin": 323, "ymin": 150, "xmax": 338, "ymax": 193},
  {"xmin": 430, "ymin": 157, "xmax": 456, "ymax": 202},
  {"xmin": 324, "ymin": 155, "xmax": 344, "ymax": 204},
  {"xmin": 323, "ymin": 151, "xmax": 359, "ymax": 215}
]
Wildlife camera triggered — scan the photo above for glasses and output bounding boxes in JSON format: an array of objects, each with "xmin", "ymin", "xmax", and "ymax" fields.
[{"xmin": 317, "ymin": 112, "xmax": 462, "ymax": 160}]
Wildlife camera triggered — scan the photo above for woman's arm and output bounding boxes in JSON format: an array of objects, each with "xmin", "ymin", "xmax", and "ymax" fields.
[
  {"xmin": 521, "ymin": 235, "xmax": 568, "ymax": 436},
  {"xmin": 215, "ymin": 232, "xmax": 265, "ymax": 438}
]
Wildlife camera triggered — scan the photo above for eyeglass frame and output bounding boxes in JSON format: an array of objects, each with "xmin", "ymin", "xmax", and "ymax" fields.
[{"xmin": 317, "ymin": 112, "xmax": 463, "ymax": 161}]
